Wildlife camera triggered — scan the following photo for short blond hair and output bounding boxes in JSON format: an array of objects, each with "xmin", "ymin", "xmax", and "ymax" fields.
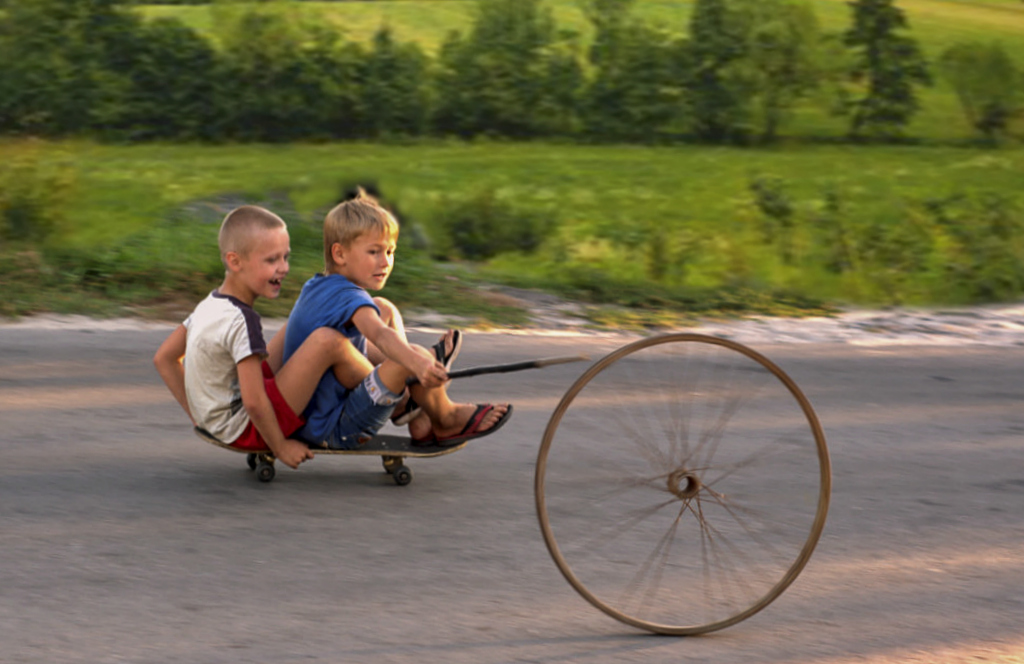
[
  {"xmin": 218, "ymin": 205, "xmax": 286, "ymax": 265},
  {"xmin": 323, "ymin": 188, "xmax": 399, "ymax": 272}
]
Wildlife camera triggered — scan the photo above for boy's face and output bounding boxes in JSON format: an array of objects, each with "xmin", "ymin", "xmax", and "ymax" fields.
[
  {"xmin": 335, "ymin": 231, "xmax": 396, "ymax": 291},
  {"xmin": 229, "ymin": 226, "xmax": 291, "ymax": 302}
]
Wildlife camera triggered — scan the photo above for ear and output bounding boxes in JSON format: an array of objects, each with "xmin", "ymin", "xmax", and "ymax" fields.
[
  {"xmin": 330, "ymin": 242, "xmax": 346, "ymax": 266},
  {"xmin": 224, "ymin": 250, "xmax": 243, "ymax": 273}
]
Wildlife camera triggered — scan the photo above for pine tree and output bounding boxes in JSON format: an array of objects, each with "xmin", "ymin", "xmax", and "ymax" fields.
[
  {"xmin": 841, "ymin": 0, "xmax": 930, "ymax": 139},
  {"xmin": 684, "ymin": 0, "xmax": 751, "ymax": 142}
]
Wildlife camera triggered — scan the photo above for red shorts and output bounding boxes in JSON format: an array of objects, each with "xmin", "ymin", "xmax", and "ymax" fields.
[{"xmin": 229, "ymin": 361, "xmax": 305, "ymax": 452}]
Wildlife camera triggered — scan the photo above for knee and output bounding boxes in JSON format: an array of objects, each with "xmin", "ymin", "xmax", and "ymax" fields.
[
  {"xmin": 309, "ymin": 326, "xmax": 342, "ymax": 343},
  {"xmin": 374, "ymin": 297, "xmax": 400, "ymax": 325},
  {"xmin": 309, "ymin": 327, "xmax": 352, "ymax": 354},
  {"xmin": 410, "ymin": 343, "xmax": 433, "ymax": 360}
]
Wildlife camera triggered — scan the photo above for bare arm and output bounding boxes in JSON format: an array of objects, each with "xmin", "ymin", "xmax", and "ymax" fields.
[
  {"xmin": 266, "ymin": 320, "xmax": 288, "ymax": 373},
  {"xmin": 237, "ymin": 355, "xmax": 313, "ymax": 469},
  {"xmin": 351, "ymin": 307, "xmax": 445, "ymax": 388},
  {"xmin": 153, "ymin": 324, "xmax": 194, "ymax": 424}
]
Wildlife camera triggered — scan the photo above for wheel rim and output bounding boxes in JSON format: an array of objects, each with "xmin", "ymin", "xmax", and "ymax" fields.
[{"xmin": 535, "ymin": 333, "xmax": 831, "ymax": 635}]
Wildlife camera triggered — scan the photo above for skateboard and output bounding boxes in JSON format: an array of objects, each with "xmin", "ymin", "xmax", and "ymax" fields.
[
  {"xmin": 192, "ymin": 354, "xmax": 587, "ymax": 486},
  {"xmin": 194, "ymin": 426, "xmax": 467, "ymax": 485}
]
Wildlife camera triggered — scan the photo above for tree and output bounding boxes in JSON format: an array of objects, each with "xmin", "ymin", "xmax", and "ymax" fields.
[
  {"xmin": 939, "ymin": 42, "xmax": 1022, "ymax": 143},
  {"xmin": 734, "ymin": 0, "xmax": 822, "ymax": 142},
  {"xmin": 841, "ymin": 0, "xmax": 931, "ymax": 139},
  {"xmin": 215, "ymin": 4, "xmax": 366, "ymax": 141},
  {"xmin": 683, "ymin": 0, "xmax": 752, "ymax": 142},
  {"xmin": 362, "ymin": 27, "xmax": 431, "ymax": 138},
  {"xmin": 580, "ymin": 0, "xmax": 684, "ymax": 141},
  {"xmin": 431, "ymin": 0, "xmax": 582, "ymax": 138},
  {"xmin": 91, "ymin": 17, "xmax": 225, "ymax": 140},
  {"xmin": 0, "ymin": 0, "xmax": 139, "ymax": 135}
]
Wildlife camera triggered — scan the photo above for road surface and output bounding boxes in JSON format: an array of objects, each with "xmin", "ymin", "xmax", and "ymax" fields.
[{"xmin": 1, "ymin": 321, "xmax": 1022, "ymax": 663}]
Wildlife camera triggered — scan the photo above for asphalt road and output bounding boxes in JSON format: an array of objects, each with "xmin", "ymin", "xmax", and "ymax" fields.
[{"xmin": 2, "ymin": 323, "xmax": 1023, "ymax": 663}]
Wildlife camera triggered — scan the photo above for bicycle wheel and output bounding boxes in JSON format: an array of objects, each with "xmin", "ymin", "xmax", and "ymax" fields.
[{"xmin": 535, "ymin": 333, "xmax": 830, "ymax": 635}]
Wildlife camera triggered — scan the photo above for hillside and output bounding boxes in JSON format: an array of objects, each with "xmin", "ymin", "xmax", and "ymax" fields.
[{"xmin": 134, "ymin": 0, "xmax": 1024, "ymax": 141}]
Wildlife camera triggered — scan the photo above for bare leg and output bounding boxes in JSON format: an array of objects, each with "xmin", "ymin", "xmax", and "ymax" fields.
[
  {"xmin": 408, "ymin": 380, "xmax": 510, "ymax": 441},
  {"xmin": 364, "ymin": 341, "xmax": 507, "ymax": 441},
  {"xmin": 273, "ymin": 327, "xmax": 373, "ymax": 416},
  {"xmin": 266, "ymin": 321, "xmax": 288, "ymax": 373},
  {"xmin": 374, "ymin": 313, "xmax": 458, "ymax": 422},
  {"xmin": 366, "ymin": 297, "xmax": 419, "ymax": 419}
]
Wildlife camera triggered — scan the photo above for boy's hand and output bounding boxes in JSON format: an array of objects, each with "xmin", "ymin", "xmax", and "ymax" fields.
[
  {"xmin": 275, "ymin": 438, "xmax": 315, "ymax": 469},
  {"xmin": 414, "ymin": 354, "xmax": 448, "ymax": 389}
]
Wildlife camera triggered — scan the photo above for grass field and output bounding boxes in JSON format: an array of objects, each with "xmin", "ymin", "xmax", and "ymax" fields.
[
  {"xmin": 3, "ymin": 138, "xmax": 1022, "ymax": 322},
  {"xmin": 15, "ymin": 139, "xmax": 1021, "ymax": 248}
]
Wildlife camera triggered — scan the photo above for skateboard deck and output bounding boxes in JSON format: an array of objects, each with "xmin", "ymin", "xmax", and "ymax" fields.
[{"xmin": 194, "ymin": 426, "xmax": 467, "ymax": 485}]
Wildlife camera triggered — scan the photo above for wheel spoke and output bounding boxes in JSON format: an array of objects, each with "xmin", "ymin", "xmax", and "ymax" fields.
[{"xmin": 537, "ymin": 334, "xmax": 831, "ymax": 635}]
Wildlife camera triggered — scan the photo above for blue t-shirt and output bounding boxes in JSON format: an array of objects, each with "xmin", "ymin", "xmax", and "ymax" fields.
[{"xmin": 282, "ymin": 273, "xmax": 380, "ymax": 443}]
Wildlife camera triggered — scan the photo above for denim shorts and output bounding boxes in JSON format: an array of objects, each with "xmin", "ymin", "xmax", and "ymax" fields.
[{"xmin": 324, "ymin": 369, "xmax": 402, "ymax": 450}]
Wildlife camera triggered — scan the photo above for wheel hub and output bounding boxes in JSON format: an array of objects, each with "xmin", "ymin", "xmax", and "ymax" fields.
[{"xmin": 667, "ymin": 469, "xmax": 701, "ymax": 500}]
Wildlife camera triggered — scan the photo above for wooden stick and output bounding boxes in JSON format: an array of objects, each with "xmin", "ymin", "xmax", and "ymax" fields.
[
  {"xmin": 448, "ymin": 354, "xmax": 591, "ymax": 379},
  {"xmin": 407, "ymin": 354, "xmax": 590, "ymax": 385}
]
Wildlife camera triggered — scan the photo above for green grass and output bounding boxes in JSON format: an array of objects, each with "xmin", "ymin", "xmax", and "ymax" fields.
[
  {"xmin": 3, "ymin": 139, "xmax": 1023, "ymax": 322},
  {"xmin": 28, "ymin": 140, "xmax": 1024, "ymax": 248}
]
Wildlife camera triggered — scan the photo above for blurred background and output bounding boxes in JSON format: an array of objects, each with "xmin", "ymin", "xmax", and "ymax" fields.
[{"xmin": 1, "ymin": 0, "xmax": 1022, "ymax": 327}]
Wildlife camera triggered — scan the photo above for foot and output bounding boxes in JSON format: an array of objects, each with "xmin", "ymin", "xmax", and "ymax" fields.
[
  {"xmin": 434, "ymin": 329, "xmax": 463, "ymax": 372},
  {"xmin": 390, "ymin": 389, "xmax": 419, "ymax": 426},
  {"xmin": 407, "ymin": 411, "xmax": 433, "ymax": 441},
  {"xmin": 414, "ymin": 403, "xmax": 512, "ymax": 446},
  {"xmin": 393, "ymin": 330, "xmax": 462, "ymax": 427}
]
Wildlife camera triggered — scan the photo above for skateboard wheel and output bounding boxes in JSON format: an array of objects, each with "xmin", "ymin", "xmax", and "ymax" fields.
[
  {"xmin": 392, "ymin": 466, "xmax": 412, "ymax": 486},
  {"xmin": 246, "ymin": 454, "xmax": 258, "ymax": 471},
  {"xmin": 382, "ymin": 456, "xmax": 402, "ymax": 475},
  {"xmin": 256, "ymin": 462, "xmax": 276, "ymax": 483}
]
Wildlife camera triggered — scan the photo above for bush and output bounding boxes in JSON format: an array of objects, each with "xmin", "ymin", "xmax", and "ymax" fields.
[
  {"xmin": 362, "ymin": 27, "xmax": 432, "ymax": 138},
  {"xmin": 0, "ymin": 142, "xmax": 75, "ymax": 243},
  {"xmin": 749, "ymin": 175, "xmax": 796, "ymax": 264},
  {"xmin": 923, "ymin": 193, "xmax": 1024, "ymax": 302},
  {"xmin": 432, "ymin": 188, "xmax": 557, "ymax": 260},
  {"xmin": 0, "ymin": 0, "xmax": 142, "ymax": 136},
  {"xmin": 93, "ymin": 17, "xmax": 225, "ymax": 141},
  {"xmin": 939, "ymin": 41, "xmax": 1022, "ymax": 143}
]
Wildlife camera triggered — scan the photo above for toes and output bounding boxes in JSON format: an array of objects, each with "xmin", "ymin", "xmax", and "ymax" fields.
[{"xmin": 476, "ymin": 404, "xmax": 509, "ymax": 432}]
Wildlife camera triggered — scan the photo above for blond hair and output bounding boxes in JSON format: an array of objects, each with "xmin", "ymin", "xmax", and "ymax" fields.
[
  {"xmin": 323, "ymin": 188, "xmax": 399, "ymax": 273},
  {"xmin": 218, "ymin": 205, "xmax": 287, "ymax": 266}
]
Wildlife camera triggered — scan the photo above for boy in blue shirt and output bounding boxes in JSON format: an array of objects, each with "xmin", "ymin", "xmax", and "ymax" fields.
[{"xmin": 273, "ymin": 189, "xmax": 512, "ymax": 449}]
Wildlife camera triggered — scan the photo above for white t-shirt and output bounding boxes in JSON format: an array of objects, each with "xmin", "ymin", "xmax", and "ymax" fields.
[{"xmin": 183, "ymin": 290, "xmax": 267, "ymax": 443}]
